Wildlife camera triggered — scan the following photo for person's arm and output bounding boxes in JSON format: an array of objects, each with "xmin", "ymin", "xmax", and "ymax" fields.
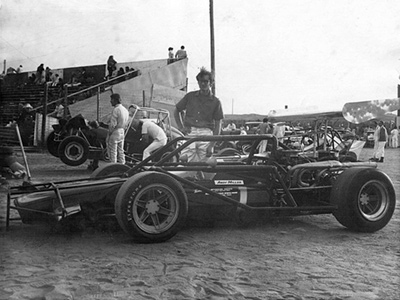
[
  {"xmin": 213, "ymin": 119, "xmax": 222, "ymax": 136},
  {"xmin": 174, "ymin": 108, "xmax": 185, "ymax": 132}
]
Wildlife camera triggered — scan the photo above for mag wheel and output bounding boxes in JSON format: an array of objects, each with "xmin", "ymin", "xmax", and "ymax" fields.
[
  {"xmin": 58, "ymin": 136, "xmax": 89, "ymax": 166},
  {"xmin": 115, "ymin": 172, "xmax": 188, "ymax": 243},
  {"xmin": 331, "ymin": 168, "xmax": 396, "ymax": 232}
]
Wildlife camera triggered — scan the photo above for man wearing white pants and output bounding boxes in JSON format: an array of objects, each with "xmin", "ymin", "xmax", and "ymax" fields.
[
  {"xmin": 371, "ymin": 121, "xmax": 388, "ymax": 163},
  {"xmin": 107, "ymin": 93, "xmax": 129, "ymax": 164},
  {"xmin": 132, "ymin": 120, "xmax": 167, "ymax": 160},
  {"xmin": 174, "ymin": 67, "xmax": 224, "ymax": 163}
]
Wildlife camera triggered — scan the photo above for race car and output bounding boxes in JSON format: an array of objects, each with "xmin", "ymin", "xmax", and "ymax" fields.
[
  {"xmin": 46, "ymin": 106, "xmax": 183, "ymax": 166},
  {"xmin": 7, "ymin": 134, "xmax": 396, "ymax": 243}
]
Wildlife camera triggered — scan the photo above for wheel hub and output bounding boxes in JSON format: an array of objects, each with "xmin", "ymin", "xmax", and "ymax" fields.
[
  {"xmin": 145, "ymin": 200, "xmax": 160, "ymax": 214},
  {"xmin": 360, "ymin": 192, "xmax": 369, "ymax": 205}
]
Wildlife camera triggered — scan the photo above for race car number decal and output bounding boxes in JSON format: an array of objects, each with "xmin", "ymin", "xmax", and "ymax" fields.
[{"xmin": 214, "ymin": 180, "xmax": 244, "ymax": 185}]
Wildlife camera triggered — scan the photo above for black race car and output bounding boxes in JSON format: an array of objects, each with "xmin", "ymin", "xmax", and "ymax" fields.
[{"xmin": 7, "ymin": 134, "xmax": 396, "ymax": 243}]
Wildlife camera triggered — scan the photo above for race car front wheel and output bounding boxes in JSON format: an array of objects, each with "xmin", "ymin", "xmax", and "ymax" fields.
[
  {"xmin": 331, "ymin": 168, "xmax": 395, "ymax": 232},
  {"xmin": 58, "ymin": 136, "xmax": 89, "ymax": 166},
  {"xmin": 115, "ymin": 172, "xmax": 188, "ymax": 243}
]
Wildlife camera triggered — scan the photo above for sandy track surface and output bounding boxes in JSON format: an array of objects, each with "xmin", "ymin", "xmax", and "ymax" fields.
[{"xmin": 1, "ymin": 148, "xmax": 399, "ymax": 300}]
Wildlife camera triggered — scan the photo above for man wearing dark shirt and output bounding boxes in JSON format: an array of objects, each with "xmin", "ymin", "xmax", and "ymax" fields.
[{"xmin": 174, "ymin": 67, "xmax": 224, "ymax": 162}]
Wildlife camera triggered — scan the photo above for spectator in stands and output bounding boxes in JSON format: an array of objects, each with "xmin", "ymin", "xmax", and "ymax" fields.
[
  {"xmin": 131, "ymin": 119, "xmax": 167, "ymax": 160},
  {"xmin": 107, "ymin": 93, "xmax": 129, "ymax": 164},
  {"xmin": 6, "ymin": 67, "xmax": 16, "ymax": 74},
  {"xmin": 45, "ymin": 67, "xmax": 52, "ymax": 82},
  {"xmin": 51, "ymin": 73, "xmax": 60, "ymax": 86},
  {"xmin": 117, "ymin": 67, "xmax": 125, "ymax": 77},
  {"xmin": 16, "ymin": 65, "xmax": 23, "ymax": 73},
  {"xmin": 35, "ymin": 63, "xmax": 45, "ymax": 84},
  {"xmin": 16, "ymin": 103, "xmax": 35, "ymax": 146},
  {"xmin": 167, "ymin": 47, "xmax": 174, "ymax": 64},
  {"xmin": 175, "ymin": 45, "xmax": 187, "ymax": 60},
  {"xmin": 107, "ymin": 55, "xmax": 117, "ymax": 79},
  {"xmin": 28, "ymin": 73, "xmax": 36, "ymax": 85},
  {"xmin": 116, "ymin": 67, "xmax": 125, "ymax": 83}
]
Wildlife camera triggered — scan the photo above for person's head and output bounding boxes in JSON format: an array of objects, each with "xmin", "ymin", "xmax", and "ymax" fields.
[
  {"xmin": 88, "ymin": 120, "xmax": 99, "ymax": 129},
  {"xmin": 378, "ymin": 120, "xmax": 384, "ymax": 126},
  {"xmin": 110, "ymin": 93, "xmax": 121, "ymax": 106},
  {"xmin": 128, "ymin": 104, "xmax": 137, "ymax": 116},
  {"xmin": 196, "ymin": 67, "xmax": 214, "ymax": 93},
  {"xmin": 263, "ymin": 117, "xmax": 269, "ymax": 123},
  {"xmin": 168, "ymin": 47, "xmax": 173, "ymax": 51},
  {"xmin": 125, "ymin": 66, "xmax": 130, "ymax": 71},
  {"xmin": 23, "ymin": 103, "xmax": 33, "ymax": 111},
  {"xmin": 181, "ymin": 45, "xmax": 185, "ymax": 50}
]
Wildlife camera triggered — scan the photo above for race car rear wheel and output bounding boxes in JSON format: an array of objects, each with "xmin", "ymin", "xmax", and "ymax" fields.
[
  {"xmin": 58, "ymin": 136, "xmax": 89, "ymax": 166},
  {"xmin": 331, "ymin": 168, "xmax": 395, "ymax": 232},
  {"xmin": 115, "ymin": 172, "xmax": 188, "ymax": 243},
  {"xmin": 90, "ymin": 163, "xmax": 130, "ymax": 178},
  {"xmin": 46, "ymin": 131, "xmax": 60, "ymax": 157}
]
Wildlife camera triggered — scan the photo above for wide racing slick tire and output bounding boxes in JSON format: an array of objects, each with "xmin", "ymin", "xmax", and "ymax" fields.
[
  {"xmin": 330, "ymin": 168, "xmax": 395, "ymax": 233},
  {"xmin": 115, "ymin": 171, "xmax": 188, "ymax": 243},
  {"xmin": 90, "ymin": 163, "xmax": 130, "ymax": 179},
  {"xmin": 46, "ymin": 131, "xmax": 60, "ymax": 157},
  {"xmin": 58, "ymin": 136, "xmax": 89, "ymax": 166}
]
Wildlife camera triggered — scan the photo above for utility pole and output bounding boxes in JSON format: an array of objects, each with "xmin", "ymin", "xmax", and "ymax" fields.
[{"xmin": 210, "ymin": 0, "xmax": 216, "ymax": 96}]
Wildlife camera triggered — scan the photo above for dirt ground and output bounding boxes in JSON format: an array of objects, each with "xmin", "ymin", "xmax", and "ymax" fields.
[{"xmin": 0, "ymin": 147, "xmax": 399, "ymax": 300}]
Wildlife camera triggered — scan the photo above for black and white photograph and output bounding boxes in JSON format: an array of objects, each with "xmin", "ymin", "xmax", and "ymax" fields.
[{"xmin": 1, "ymin": 1, "xmax": 399, "ymax": 299}]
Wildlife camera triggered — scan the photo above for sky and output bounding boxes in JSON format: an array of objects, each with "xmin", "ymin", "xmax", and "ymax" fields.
[{"xmin": 1, "ymin": 0, "xmax": 400, "ymax": 115}]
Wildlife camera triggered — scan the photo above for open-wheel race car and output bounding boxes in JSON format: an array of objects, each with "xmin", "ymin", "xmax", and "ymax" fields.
[
  {"xmin": 46, "ymin": 105, "xmax": 183, "ymax": 166},
  {"xmin": 6, "ymin": 133, "xmax": 396, "ymax": 243}
]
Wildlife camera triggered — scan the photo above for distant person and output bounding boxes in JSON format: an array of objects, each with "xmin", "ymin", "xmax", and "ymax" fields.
[
  {"xmin": 258, "ymin": 117, "xmax": 273, "ymax": 154},
  {"xmin": 107, "ymin": 93, "xmax": 129, "ymax": 164},
  {"xmin": 174, "ymin": 67, "xmax": 224, "ymax": 163},
  {"xmin": 45, "ymin": 67, "xmax": 51, "ymax": 82},
  {"xmin": 131, "ymin": 119, "xmax": 167, "ymax": 160},
  {"xmin": 371, "ymin": 121, "xmax": 388, "ymax": 162},
  {"xmin": 107, "ymin": 55, "xmax": 117, "ymax": 79},
  {"xmin": 175, "ymin": 45, "xmax": 187, "ymax": 60},
  {"xmin": 16, "ymin": 65, "xmax": 23, "ymax": 73},
  {"xmin": 51, "ymin": 73, "xmax": 60, "ymax": 86},
  {"xmin": 35, "ymin": 63, "xmax": 45, "ymax": 84},
  {"xmin": 167, "ymin": 47, "xmax": 174, "ymax": 64},
  {"xmin": 53, "ymin": 100, "xmax": 65, "ymax": 119},
  {"xmin": 0, "ymin": 146, "xmax": 26, "ymax": 179},
  {"xmin": 390, "ymin": 126, "xmax": 399, "ymax": 148},
  {"xmin": 6, "ymin": 67, "xmax": 16, "ymax": 74},
  {"xmin": 226, "ymin": 121, "xmax": 236, "ymax": 130},
  {"xmin": 240, "ymin": 126, "xmax": 247, "ymax": 135}
]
